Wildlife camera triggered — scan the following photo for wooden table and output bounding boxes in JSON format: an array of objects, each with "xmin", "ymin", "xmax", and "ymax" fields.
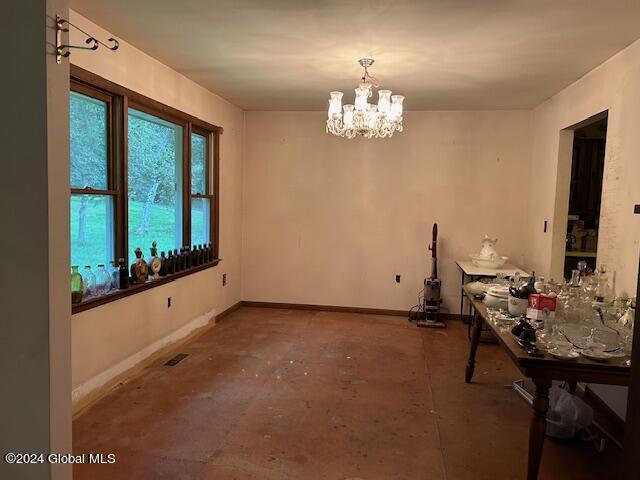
[{"xmin": 464, "ymin": 288, "xmax": 630, "ymax": 480}]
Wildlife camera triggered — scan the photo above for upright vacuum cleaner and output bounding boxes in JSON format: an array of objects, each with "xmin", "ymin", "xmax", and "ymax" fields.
[{"xmin": 409, "ymin": 223, "xmax": 445, "ymax": 328}]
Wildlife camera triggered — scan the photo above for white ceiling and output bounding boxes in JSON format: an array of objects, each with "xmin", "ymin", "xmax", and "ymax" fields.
[{"xmin": 70, "ymin": 0, "xmax": 640, "ymax": 111}]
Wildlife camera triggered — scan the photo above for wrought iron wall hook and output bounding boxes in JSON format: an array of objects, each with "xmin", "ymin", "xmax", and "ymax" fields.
[{"xmin": 56, "ymin": 15, "xmax": 119, "ymax": 64}]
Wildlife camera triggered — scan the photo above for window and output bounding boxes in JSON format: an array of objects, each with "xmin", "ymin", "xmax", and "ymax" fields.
[
  {"xmin": 127, "ymin": 108, "xmax": 183, "ymax": 262},
  {"xmin": 70, "ymin": 89, "xmax": 116, "ymax": 268},
  {"xmin": 69, "ymin": 68, "xmax": 221, "ymax": 313},
  {"xmin": 190, "ymin": 130, "xmax": 214, "ymax": 247}
]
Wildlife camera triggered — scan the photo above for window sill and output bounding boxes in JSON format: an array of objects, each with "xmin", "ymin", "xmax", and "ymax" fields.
[{"xmin": 72, "ymin": 259, "xmax": 221, "ymax": 315}]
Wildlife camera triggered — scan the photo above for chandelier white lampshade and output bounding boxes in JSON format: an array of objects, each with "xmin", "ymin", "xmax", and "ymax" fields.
[{"xmin": 326, "ymin": 59, "xmax": 404, "ymax": 139}]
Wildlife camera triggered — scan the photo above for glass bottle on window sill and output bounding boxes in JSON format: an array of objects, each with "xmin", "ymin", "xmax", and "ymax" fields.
[
  {"xmin": 109, "ymin": 261, "xmax": 119, "ymax": 290},
  {"xmin": 95, "ymin": 264, "xmax": 111, "ymax": 295},
  {"xmin": 167, "ymin": 251, "xmax": 175, "ymax": 275},
  {"xmin": 82, "ymin": 265, "xmax": 97, "ymax": 297},
  {"xmin": 71, "ymin": 266, "xmax": 83, "ymax": 304},
  {"xmin": 159, "ymin": 251, "xmax": 167, "ymax": 277},
  {"xmin": 118, "ymin": 258, "xmax": 129, "ymax": 289}
]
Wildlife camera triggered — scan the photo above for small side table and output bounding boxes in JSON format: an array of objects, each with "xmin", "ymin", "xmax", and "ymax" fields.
[{"xmin": 455, "ymin": 260, "xmax": 529, "ymax": 337}]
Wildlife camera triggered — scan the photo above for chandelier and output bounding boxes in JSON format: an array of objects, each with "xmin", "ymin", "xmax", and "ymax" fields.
[{"xmin": 326, "ymin": 58, "xmax": 404, "ymax": 139}]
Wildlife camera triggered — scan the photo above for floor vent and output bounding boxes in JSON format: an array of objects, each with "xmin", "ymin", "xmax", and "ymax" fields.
[{"xmin": 165, "ymin": 353, "xmax": 189, "ymax": 366}]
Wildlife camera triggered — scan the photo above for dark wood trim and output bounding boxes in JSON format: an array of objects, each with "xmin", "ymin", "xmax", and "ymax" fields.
[
  {"xmin": 120, "ymin": 95, "xmax": 129, "ymax": 263},
  {"xmin": 72, "ymin": 259, "xmax": 221, "ymax": 314},
  {"xmin": 215, "ymin": 301, "xmax": 243, "ymax": 322},
  {"xmin": 70, "ymin": 65, "xmax": 223, "ymax": 134},
  {"xmin": 128, "ymin": 99, "xmax": 189, "ymax": 130},
  {"xmin": 70, "ymin": 81, "xmax": 120, "ymax": 264},
  {"xmin": 240, "ymin": 301, "xmax": 410, "ymax": 317},
  {"xmin": 70, "ymin": 188, "xmax": 118, "ymax": 196},
  {"xmin": 183, "ymin": 120, "xmax": 192, "ymax": 247},
  {"xmin": 583, "ymin": 385, "xmax": 625, "ymax": 446},
  {"xmin": 213, "ymin": 130, "xmax": 220, "ymax": 259}
]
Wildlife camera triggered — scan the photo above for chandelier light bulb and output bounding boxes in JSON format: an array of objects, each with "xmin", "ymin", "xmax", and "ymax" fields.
[
  {"xmin": 377, "ymin": 90, "xmax": 392, "ymax": 115},
  {"xmin": 328, "ymin": 91, "xmax": 343, "ymax": 118},
  {"xmin": 343, "ymin": 104, "xmax": 354, "ymax": 127},
  {"xmin": 326, "ymin": 59, "xmax": 404, "ymax": 139}
]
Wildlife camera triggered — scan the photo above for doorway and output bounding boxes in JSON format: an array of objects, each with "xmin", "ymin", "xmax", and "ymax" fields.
[{"xmin": 563, "ymin": 113, "xmax": 608, "ymax": 280}]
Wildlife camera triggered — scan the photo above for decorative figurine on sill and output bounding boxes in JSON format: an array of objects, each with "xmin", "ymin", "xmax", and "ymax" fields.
[
  {"xmin": 130, "ymin": 248, "xmax": 148, "ymax": 284},
  {"xmin": 159, "ymin": 251, "xmax": 167, "ymax": 277},
  {"xmin": 71, "ymin": 266, "xmax": 83, "ymax": 304},
  {"xmin": 147, "ymin": 241, "xmax": 162, "ymax": 280},
  {"xmin": 118, "ymin": 258, "xmax": 129, "ymax": 289}
]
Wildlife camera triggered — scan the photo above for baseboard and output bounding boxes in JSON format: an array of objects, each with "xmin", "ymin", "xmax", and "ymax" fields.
[
  {"xmin": 241, "ymin": 301, "xmax": 464, "ymax": 321},
  {"xmin": 583, "ymin": 385, "xmax": 625, "ymax": 446},
  {"xmin": 241, "ymin": 301, "xmax": 410, "ymax": 317},
  {"xmin": 72, "ymin": 307, "xmax": 217, "ymax": 415},
  {"xmin": 216, "ymin": 300, "xmax": 243, "ymax": 322}
]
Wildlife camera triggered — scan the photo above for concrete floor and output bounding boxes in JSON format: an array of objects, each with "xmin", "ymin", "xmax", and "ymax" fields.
[{"xmin": 73, "ymin": 307, "xmax": 619, "ymax": 479}]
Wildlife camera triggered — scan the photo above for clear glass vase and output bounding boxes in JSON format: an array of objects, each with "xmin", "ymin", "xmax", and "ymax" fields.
[
  {"xmin": 82, "ymin": 265, "xmax": 96, "ymax": 297},
  {"xmin": 95, "ymin": 264, "xmax": 112, "ymax": 296}
]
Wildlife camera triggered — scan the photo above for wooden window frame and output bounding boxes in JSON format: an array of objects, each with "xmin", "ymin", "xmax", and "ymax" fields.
[
  {"xmin": 70, "ymin": 66, "xmax": 222, "ymax": 314},
  {"xmin": 189, "ymin": 126, "xmax": 217, "ymax": 250}
]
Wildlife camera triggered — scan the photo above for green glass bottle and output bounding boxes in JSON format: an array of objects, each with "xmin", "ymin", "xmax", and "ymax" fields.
[{"xmin": 71, "ymin": 265, "xmax": 83, "ymax": 304}]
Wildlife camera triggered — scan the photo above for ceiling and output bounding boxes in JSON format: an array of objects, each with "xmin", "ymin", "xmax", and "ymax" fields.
[{"xmin": 70, "ymin": 0, "xmax": 640, "ymax": 111}]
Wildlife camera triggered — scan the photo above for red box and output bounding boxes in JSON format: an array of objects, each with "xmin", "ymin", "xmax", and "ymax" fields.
[{"xmin": 528, "ymin": 294, "xmax": 557, "ymax": 312}]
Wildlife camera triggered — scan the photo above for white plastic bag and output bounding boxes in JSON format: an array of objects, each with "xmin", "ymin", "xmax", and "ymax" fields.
[{"xmin": 546, "ymin": 386, "xmax": 594, "ymax": 439}]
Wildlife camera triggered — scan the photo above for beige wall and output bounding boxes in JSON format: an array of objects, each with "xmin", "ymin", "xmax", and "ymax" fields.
[
  {"xmin": 526, "ymin": 38, "xmax": 640, "ymax": 296},
  {"xmin": 242, "ymin": 111, "xmax": 531, "ymax": 312},
  {"xmin": 525, "ymin": 37, "xmax": 640, "ymax": 419},
  {"xmin": 69, "ymin": 11, "xmax": 244, "ymax": 401},
  {"xmin": 1, "ymin": 2, "xmax": 72, "ymax": 479}
]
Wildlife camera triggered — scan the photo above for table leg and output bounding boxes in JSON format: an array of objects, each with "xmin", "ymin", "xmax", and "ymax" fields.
[
  {"xmin": 465, "ymin": 313, "xmax": 483, "ymax": 383},
  {"xmin": 460, "ymin": 271, "xmax": 465, "ymax": 318},
  {"xmin": 527, "ymin": 378, "xmax": 552, "ymax": 480}
]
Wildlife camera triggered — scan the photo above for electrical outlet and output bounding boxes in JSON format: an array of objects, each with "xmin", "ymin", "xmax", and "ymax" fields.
[
  {"xmin": 167, "ymin": 297, "xmax": 172, "ymax": 308},
  {"xmin": 222, "ymin": 273, "xmax": 227, "ymax": 286},
  {"xmin": 395, "ymin": 274, "xmax": 401, "ymax": 283}
]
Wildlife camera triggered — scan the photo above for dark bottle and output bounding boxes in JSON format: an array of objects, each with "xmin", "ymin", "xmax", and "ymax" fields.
[
  {"xmin": 197, "ymin": 245, "xmax": 203, "ymax": 265},
  {"xmin": 173, "ymin": 248, "xmax": 181, "ymax": 272},
  {"xmin": 118, "ymin": 258, "xmax": 129, "ymax": 289},
  {"xmin": 186, "ymin": 246, "xmax": 192, "ymax": 269},
  {"xmin": 180, "ymin": 247, "xmax": 187, "ymax": 271},
  {"xmin": 518, "ymin": 272, "xmax": 537, "ymax": 298},
  {"xmin": 159, "ymin": 251, "xmax": 167, "ymax": 276},
  {"xmin": 208, "ymin": 242, "xmax": 213, "ymax": 262},
  {"xmin": 167, "ymin": 251, "xmax": 175, "ymax": 275},
  {"xmin": 174, "ymin": 249, "xmax": 181, "ymax": 272},
  {"xmin": 192, "ymin": 245, "xmax": 198, "ymax": 266}
]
